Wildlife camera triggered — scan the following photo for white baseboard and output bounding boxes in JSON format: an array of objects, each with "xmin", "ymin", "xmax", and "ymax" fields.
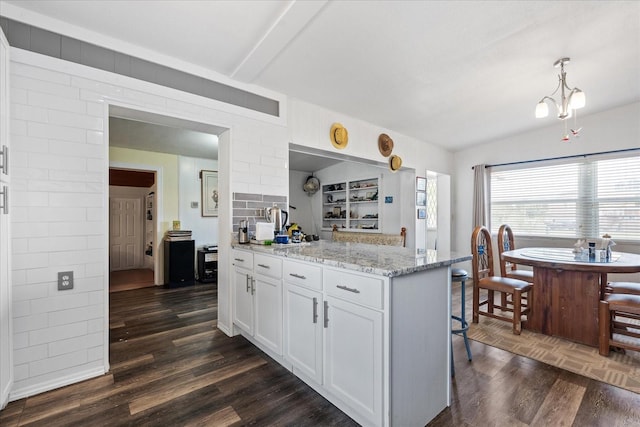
[
  {"xmin": 217, "ymin": 321, "xmax": 233, "ymax": 337},
  {"xmin": 9, "ymin": 367, "xmax": 106, "ymax": 402}
]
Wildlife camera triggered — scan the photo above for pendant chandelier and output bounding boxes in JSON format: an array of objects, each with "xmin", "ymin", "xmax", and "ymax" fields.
[{"xmin": 535, "ymin": 57, "xmax": 585, "ymax": 141}]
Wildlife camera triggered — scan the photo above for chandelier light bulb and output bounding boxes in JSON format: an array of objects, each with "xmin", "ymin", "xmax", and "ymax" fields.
[
  {"xmin": 570, "ymin": 89, "xmax": 586, "ymax": 109},
  {"xmin": 535, "ymin": 101, "xmax": 549, "ymax": 118}
]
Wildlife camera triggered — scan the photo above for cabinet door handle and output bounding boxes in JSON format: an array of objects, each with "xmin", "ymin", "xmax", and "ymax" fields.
[
  {"xmin": 257, "ymin": 263, "xmax": 270, "ymax": 269},
  {"xmin": 289, "ymin": 273, "xmax": 306, "ymax": 280},
  {"xmin": 245, "ymin": 274, "xmax": 251, "ymax": 293},
  {"xmin": 0, "ymin": 145, "xmax": 7, "ymax": 175},
  {"xmin": 312, "ymin": 297, "xmax": 318, "ymax": 324},
  {"xmin": 0, "ymin": 185, "xmax": 7, "ymax": 215},
  {"xmin": 323, "ymin": 301, "xmax": 329, "ymax": 328},
  {"xmin": 337, "ymin": 284, "xmax": 360, "ymax": 294},
  {"xmin": 251, "ymin": 277, "xmax": 256, "ymax": 295}
]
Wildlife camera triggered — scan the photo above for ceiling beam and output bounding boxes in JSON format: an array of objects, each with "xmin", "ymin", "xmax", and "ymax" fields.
[{"xmin": 230, "ymin": 0, "xmax": 328, "ymax": 83}]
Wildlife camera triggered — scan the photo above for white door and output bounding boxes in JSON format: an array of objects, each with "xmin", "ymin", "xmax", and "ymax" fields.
[
  {"xmin": 0, "ymin": 25, "xmax": 12, "ymax": 410},
  {"xmin": 254, "ymin": 273, "xmax": 282, "ymax": 355},
  {"xmin": 109, "ymin": 197, "xmax": 142, "ymax": 271},
  {"xmin": 283, "ymin": 283, "xmax": 322, "ymax": 384},
  {"xmin": 233, "ymin": 267, "xmax": 254, "ymax": 334},
  {"xmin": 324, "ymin": 296, "xmax": 383, "ymax": 427}
]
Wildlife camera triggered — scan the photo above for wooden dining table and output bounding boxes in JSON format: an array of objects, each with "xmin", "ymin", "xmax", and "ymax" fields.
[{"xmin": 501, "ymin": 247, "xmax": 640, "ymax": 347}]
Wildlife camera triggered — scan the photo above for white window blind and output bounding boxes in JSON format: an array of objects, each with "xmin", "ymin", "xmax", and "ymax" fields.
[{"xmin": 490, "ymin": 154, "xmax": 640, "ymax": 241}]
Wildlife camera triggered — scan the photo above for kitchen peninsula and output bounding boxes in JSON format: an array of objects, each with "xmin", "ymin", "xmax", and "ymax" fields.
[{"xmin": 230, "ymin": 240, "xmax": 471, "ymax": 427}]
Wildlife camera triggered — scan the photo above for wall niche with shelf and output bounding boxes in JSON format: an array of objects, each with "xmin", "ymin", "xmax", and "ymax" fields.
[{"xmin": 322, "ymin": 177, "xmax": 380, "ymax": 232}]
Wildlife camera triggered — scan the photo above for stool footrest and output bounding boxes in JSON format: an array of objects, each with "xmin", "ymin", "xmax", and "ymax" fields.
[{"xmin": 452, "ymin": 315, "xmax": 469, "ymax": 334}]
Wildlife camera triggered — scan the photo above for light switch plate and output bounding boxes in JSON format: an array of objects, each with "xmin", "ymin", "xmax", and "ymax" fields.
[
  {"xmin": 191, "ymin": 201, "xmax": 199, "ymax": 208},
  {"xmin": 58, "ymin": 271, "xmax": 74, "ymax": 290}
]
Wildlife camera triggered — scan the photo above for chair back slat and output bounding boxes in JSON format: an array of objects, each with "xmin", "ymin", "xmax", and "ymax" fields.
[
  {"xmin": 498, "ymin": 224, "xmax": 518, "ymax": 276},
  {"xmin": 471, "ymin": 226, "xmax": 495, "ymax": 284}
]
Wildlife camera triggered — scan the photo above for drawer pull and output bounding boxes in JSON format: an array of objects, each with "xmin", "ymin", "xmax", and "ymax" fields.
[
  {"xmin": 0, "ymin": 185, "xmax": 7, "ymax": 215},
  {"xmin": 312, "ymin": 297, "xmax": 318, "ymax": 324},
  {"xmin": 234, "ymin": 258, "xmax": 245, "ymax": 262},
  {"xmin": 0, "ymin": 145, "xmax": 7, "ymax": 175},
  {"xmin": 289, "ymin": 273, "xmax": 306, "ymax": 280},
  {"xmin": 257, "ymin": 263, "xmax": 271, "ymax": 269},
  {"xmin": 337, "ymin": 284, "xmax": 360, "ymax": 294},
  {"xmin": 324, "ymin": 301, "xmax": 329, "ymax": 328}
]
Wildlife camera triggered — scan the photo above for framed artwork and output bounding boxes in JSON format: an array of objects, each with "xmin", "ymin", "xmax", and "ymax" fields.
[
  {"xmin": 417, "ymin": 208, "xmax": 426, "ymax": 219},
  {"xmin": 416, "ymin": 191, "xmax": 426, "ymax": 206},
  {"xmin": 416, "ymin": 176, "xmax": 427, "ymax": 192},
  {"xmin": 201, "ymin": 170, "xmax": 219, "ymax": 217}
]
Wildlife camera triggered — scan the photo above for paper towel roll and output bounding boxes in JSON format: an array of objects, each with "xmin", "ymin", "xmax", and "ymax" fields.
[{"xmin": 256, "ymin": 222, "xmax": 275, "ymax": 240}]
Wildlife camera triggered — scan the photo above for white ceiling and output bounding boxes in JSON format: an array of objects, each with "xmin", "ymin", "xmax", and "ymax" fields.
[{"xmin": 3, "ymin": 0, "xmax": 640, "ymax": 152}]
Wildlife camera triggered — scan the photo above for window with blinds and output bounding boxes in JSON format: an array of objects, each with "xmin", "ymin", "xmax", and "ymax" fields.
[{"xmin": 490, "ymin": 154, "xmax": 640, "ymax": 241}]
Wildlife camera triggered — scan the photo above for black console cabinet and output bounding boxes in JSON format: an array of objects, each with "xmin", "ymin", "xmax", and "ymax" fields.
[
  {"xmin": 197, "ymin": 248, "xmax": 218, "ymax": 283},
  {"xmin": 164, "ymin": 240, "xmax": 195, "ymax": 287}
]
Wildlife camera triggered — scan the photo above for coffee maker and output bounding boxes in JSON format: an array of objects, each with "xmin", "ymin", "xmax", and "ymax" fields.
[{"xmin": 238, "ymin": 220, "xmax": 250, "ymax": 244}]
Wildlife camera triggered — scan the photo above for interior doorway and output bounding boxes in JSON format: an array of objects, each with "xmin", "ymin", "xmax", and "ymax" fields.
[{"xmin": 108, "ymin": 167, "xmax": 157, "ymax": 293}]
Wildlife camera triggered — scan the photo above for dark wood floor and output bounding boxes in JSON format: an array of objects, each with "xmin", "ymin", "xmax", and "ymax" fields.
[
  {"xmin": 109, "ymin": 268, "xmax": 155, "ymax": 293},
  {"xmin": 2, "ymin": 282, "xmax": 640, "ymax": 426}
]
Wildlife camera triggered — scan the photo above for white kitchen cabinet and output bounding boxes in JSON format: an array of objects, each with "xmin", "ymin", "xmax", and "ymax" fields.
[
  {"xmin": 232, "ymin": 249, "xmax": 283, "ymax": 356},
  {"xmin": 283, "ymin": 259, "xmax": 323, "ymax": 384},
  {"xmin": 323, "ymin": 270, "xmax": 384, "ymax": 427},
  {"xmin": 231, "ymin": 245, "xmax": 454, "ymax": 427},
  {"xmin": 253, "ymin": 273, "xmax": 282, "ymax": 355},
  {"xmin": 232, "ymin": 250, "xmax": 254, "ymax": 335},
  {"xmin": 0, "ymin": 26, "xmax": 12, "ymax": 410}
]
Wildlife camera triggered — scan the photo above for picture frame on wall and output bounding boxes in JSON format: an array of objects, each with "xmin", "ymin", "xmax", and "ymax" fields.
[
  {"xmin": 201, "ymin": 170, "xmax": 219, "ymax": 217},
  {"xmin": 416, "ymin": 191, "xmax": 426, "ymax": 206},
  {"xmin": 417, "ymin": 208, "xmax": 426, "ymax": 219},
  {"xmin": 416, "ymin": 176, "xmax": 427, "ymax": 192}
]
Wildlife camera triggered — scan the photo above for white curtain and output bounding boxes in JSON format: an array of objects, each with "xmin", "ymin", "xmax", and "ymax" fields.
[{"xmin": 473, "ymin": 164, "xmax": 488, "ymax": 229}]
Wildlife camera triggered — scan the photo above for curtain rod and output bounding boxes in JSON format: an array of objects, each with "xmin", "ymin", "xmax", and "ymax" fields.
[{"xmin": 472, "ymin": 147, "xmax": 640, "ymax": 170}]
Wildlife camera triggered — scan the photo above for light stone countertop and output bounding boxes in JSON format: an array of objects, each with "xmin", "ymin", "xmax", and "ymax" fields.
[{"xmin": 232, "ymin": 240, "xmax": 471, "ymax": 277}]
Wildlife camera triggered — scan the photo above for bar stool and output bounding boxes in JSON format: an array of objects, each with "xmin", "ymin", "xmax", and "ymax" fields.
[{"xmin": 451, "ymin": 267, "xmax": 472, "ymax": 376}]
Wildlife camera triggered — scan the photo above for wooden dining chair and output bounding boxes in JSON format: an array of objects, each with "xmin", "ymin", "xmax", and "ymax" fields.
[
  {"xmin": 599, "ymin": 293, "xmax": 640, "ymax": 356},
  {"xmin": 605, "ymin": 281, "xmax": 640, "ymax": 295},
  {"xmin": 497, "ymin": 224, "xmax": 534, "ymax": 307},
  {"xmin": 603, "ymin": 281, "xmax": 640, "ymax": 321},
  {"xmin": 471, "ymin": 226, "xmax": 533, "ymax": 335},
  {"xmin": 497, "ymin": 224, "xmax": 534, "ymax": 282}
]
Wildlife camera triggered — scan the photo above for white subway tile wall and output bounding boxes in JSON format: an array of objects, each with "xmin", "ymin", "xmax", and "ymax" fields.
[{"xmin": 9, "ymin": 48, "xmax": 287, "ymax": 398}]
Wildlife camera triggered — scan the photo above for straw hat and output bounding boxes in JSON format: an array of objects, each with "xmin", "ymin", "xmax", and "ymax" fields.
[
  {"xmin": 389, "ymin": 154, "xmax": 402, "ymax": 172},
  {"xmin": 378, "ymin": 133, "xmax": 394, "ymax": 157},
  {"xmin": 330, "ymin": 123, "xmax": 349, "ymax": 149}
]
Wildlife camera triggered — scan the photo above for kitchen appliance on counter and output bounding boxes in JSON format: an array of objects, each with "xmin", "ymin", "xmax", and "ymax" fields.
[
  {"xmin": 266, "ymin": 205, "xmax": 288, "ymax": 236},
  {"xmin": 255, "ymin": 222, "xmax": 275, "ymax": 241},
  {"xmin": 238, "ymin": 220, "xmax": 250, "ymax": 244}
]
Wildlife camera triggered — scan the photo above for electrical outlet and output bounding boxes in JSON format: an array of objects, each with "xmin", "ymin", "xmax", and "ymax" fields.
[
  {"xmin": 58, "ymin": 271, "xmax": 74, "ymax": 290},
  {"xmin": 191, "ymin": 201, "xmax": 199, "ymax": 208}
]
